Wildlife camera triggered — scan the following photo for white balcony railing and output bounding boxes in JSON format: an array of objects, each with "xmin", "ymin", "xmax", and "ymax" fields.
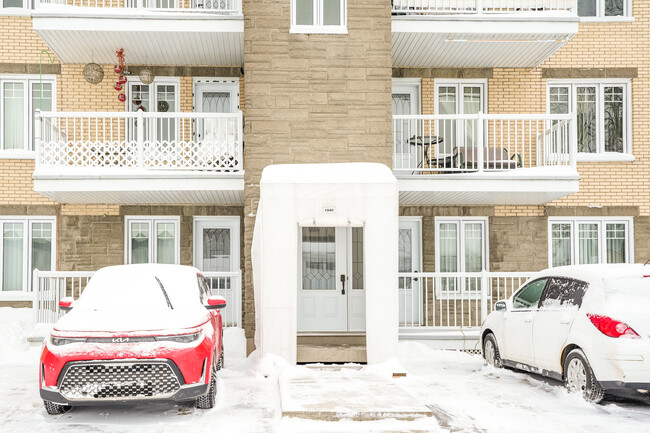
[
  {"xmin": 36, "ymin": 111, "xmax": 243, "ymax": 173},
  {"xmin": 391, "ymin": 0, "xmax": 576, "ymax": 15},
  {"xmin": 398, "ymin": 271, "xmax": 536, "ymax": 329},
  {"xmin": 393, "ymin": 113, "xmax": 576, "ymax": 174},
  {"xmin": 36, "ymin": 0, "xmax": 242, "ymax": 14},
  {"xmin": 32, "ymin": 269, "xmax": 243, "ymax": 327}
]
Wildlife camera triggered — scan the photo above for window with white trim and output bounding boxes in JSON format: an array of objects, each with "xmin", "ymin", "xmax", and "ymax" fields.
[
  {"xmin": 0, "ymin": 217, "xmax": 55, "ymax": 294},
  {"xmin": 125, "ymin": 217, "xmax": 180, "ymax": 265},
  {"xmin": 2, "ymin": 0, "xmax": 31, "ymax": 9},
  {"xmin": 435, "ymin": 218, "xmax": 488, "ymax": 295},
  {"xmin": 291, "ymin": 0, "xmax": 347, "ymax": 34},
  {"xmin": 127, "ymin": 78, "xmax": 179, "ymax": 143},
  {"xmin": 548, "ymin": 218, "xmax": 633, "ymax": 267},
  {"xmin": 577, "ymin": 0, "xmax": 630, "ymax": 19},
  {"xmin": 1, "ymin": 77, "xmax": 55, "ymax": 153},
  {"xmin": 547, "ymin": 81, "xmax": 631, "ymax": 158}
]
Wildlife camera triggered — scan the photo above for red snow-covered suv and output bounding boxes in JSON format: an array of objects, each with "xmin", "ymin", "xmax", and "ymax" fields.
[{"xmin": 40, "ymin": 264, "xmax": 225, "ymax": 414}]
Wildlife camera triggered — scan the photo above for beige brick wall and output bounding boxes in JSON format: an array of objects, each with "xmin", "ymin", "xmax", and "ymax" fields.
[
  {"xmin": 0, "ymin": 16, "xmax": 59, "ymax": 64},
  {"xmin": 0, "ymin": 160, "xmax": 54, "ymax": 206}
]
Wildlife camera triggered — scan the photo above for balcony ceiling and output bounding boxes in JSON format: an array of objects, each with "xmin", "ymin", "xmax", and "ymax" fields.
[
  {"xmin": 396, "ymin": 168, "xmax": 580, "ymax": 205},
  {"xmin": 32, "ymin": 12, "xmax": 243, "ymax": 66},
  {"xmin": 392, "ymin": 14, "xmax": 579, "ymax": 68}
]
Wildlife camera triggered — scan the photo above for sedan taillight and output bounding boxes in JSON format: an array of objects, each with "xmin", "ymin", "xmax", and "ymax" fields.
[{"xmin": 587, "ymin": 314, "xmax": 640, "ymax": 339}]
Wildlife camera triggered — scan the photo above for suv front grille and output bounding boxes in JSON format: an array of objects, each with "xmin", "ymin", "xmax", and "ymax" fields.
[{"xmin": 59, "ymin": 361, "xmax": 181, "ymax": 401}]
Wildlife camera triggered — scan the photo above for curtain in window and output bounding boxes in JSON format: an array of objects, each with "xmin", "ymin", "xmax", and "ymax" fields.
[
  {"xmin": 130, "ymin": 222, "xmax": 149, "ymax": 264},
  {"xmin": 576, "ymin": 86, "xmax": 597, "ymax": 153},
  {"xmin": 398, "ymin": 228, "xmax": 412, "ymax": 290},
  {"xmin": 464, "ymin": 223, "xmax": 483, "ymax": 292},
  {"xmin": 577, "ymin": 0, "xmax": 597, "ymax": 16},
  {"xmin": 156, "ymin": 85, "xmax": 176, "ymax": 142},
  {"xmin": 323, "ymin": 0, "xmax": 341, "ymax": 25},
  {"xmin": 202, "ymin": 228, "xmax": 231, "ymax": 272},
  {"xmin": 578, "ymin": 223, "xmax": 599, "ymax": 264},
  {"xmin": 604, "ymin": 86, "xmax": 624, "ymax": 153},
  {"xmin": 129, "ymin": 84, "xmax": 150, "ymax": 141},
  {"xmin": 437, "ymin": 87, "xmax": 456, "ymax": 155},
  {"xmin": 31, "ymin": 83, "xmax": 53, "ymax": 151},
  {"xmin": 439, "ymin": 223, "xmax": 458, "ymax": 291},
  {"xmin": 2, "ymin": 223, "xmax": 24, "ymax": 291},
  {"xmin": 551, "ymin": 223, "xmax": 572, "ymax": 267},
  {"xmin": 31, "ymin": 222, "xmax": 52, "ymax": 274},
  {"xmin": 301, "ymin": 227, "xmax": 335, "ymax": 291},
  {"xmin": 3, "ymin": 83, "xmax": 24, "ymax": 150},
  {"xmin": 606, "ymin": 223, "xmax": 626, "ymax": 263},
  {"xmin": 463, "ymin": 87, "xmax": 481, "ymax": 148},
  {"xmin": 296, "ymin": 0, "xmax": 314, "ymax": 25},
  {"xmin": 156, "ymin": 223, "xmax": 175, "ymax": 264},
  {"xmin": 605, "ymin": 0, "xmax": 625, "ymax": 16}
]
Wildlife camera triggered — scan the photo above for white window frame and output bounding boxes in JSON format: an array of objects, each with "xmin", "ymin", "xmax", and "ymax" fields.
[
  {"xmin": 578, "ymin": 0, "xmax": 633, "ymax": 22},
  {"xmin": 0, "ymin": 75, "xmax": 57, "ymax": 158},
  {"xmin": 435, "ymin": 217, "xmax": 489, "ymax": 298},
  {"xmin": 124, "ymin": 216, "xmax": 180, "ymax": 265},
  {"xmin": 547, "ymin": 79, "xmax": 633, "ymax": 161},
  {"xmin": 0, "ymin": 216, "xmax": 56, "ymax": 300},
  {"xmin": 290, "ymin": 0, "xmax": 347, "ymax": 34},
  {"xmin": 192, "ymin": 216, "xmax": 240, "ymax": 273},
  {"xmin": 547, "ymin": 217, "xmax": 634, "ymax": 268},
  {"xmin": 434, "ymin": 79, "xmax": 488, "ymax": 115}
]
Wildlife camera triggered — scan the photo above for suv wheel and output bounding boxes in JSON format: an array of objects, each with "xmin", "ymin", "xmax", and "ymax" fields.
[
  {"xmin": 195, "ymin": 357, "xmax": 218, "ymax": 409},
  {"xmin": 564, "ymin": 348, "xmax": 604, "ymax": 403},
  {"xmin": 44, "ymin": 400, "xmax": 71, "ymax": 415},
  {"xmin": 483, "ymin": 333, "xmax": 502, "ymax": 368}
]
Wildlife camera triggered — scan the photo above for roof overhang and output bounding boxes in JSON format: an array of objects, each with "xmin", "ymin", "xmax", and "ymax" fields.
[
  {"xmin": 31, "ymin": 11, "xmax": 243, "ymax": 65},
  {"xmin": 397, "ymin": 167, "xmax": 580, "ymax": 205},
  {"xmin": 392, "ymin": 13, "xmax": 579, "ymax": 68},
  {"xmin": 33, "ymin": 169, "xmax": 244, "ymax": 205}
]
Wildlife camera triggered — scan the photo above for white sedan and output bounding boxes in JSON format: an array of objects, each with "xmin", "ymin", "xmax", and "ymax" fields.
[{"xmin": 481, "ymin": 264, "xmax": 650, "ymax": 402}]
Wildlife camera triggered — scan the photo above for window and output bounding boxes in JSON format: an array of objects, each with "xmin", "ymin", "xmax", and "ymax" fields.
[
  {"xmin": 125, "ymin": 217, "xmax": 180, "ymax": 265},
  {"xmin": 548, "ymin": 218, "xmax": 633, "ymax": 267},
  {"xmin": 435, "ymin": 218, "xmax": 488, "ymax": 296},
  {"xmin": 548, "ymin": 81, "xmax": 631, "ymax": 159},
  {"xmin": 513, "ymin": 278, "xmax": 547, "ymax": 310},
  {"xmin": 577, "ymin": 0, "xmax": 630, "ymax": 19},
  {"xmin": 0, "ymin": 217, "xmax": 55, "ymax": 296},
  {"xmin": 540, "ymin": 277, "xmax": 589, "ymax": 309},
  {"xmin": 2, "ymin": 0, "xmax": 31, "ymax": 9},
  {"xmin": 291, "ymin": 0, "xmax": 347, "ymax": 34},
  {"xmin": 127, "ymin": 78, "xmax": 179, "ymax": 143},
  {"xmin": 1, "ymin": 77, "xmax": 55, "ymax": 154}
]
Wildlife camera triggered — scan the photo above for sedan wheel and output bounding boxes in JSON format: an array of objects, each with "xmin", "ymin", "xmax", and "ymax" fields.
[
  {"xmin": 563, "ymin": 348, "xmax": 604, "ymax": 403},
  {"xmin": 483, "ymin": 333, "xmax": 502, "ymax": 368}
]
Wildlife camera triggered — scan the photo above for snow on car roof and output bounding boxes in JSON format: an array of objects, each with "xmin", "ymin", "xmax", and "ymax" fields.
[{"xmin": 534, "ymin": 264, "xmax": 650, "ymax": 286}]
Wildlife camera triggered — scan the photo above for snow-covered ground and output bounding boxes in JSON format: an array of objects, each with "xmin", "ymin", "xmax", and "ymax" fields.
[{"xmin": 2, "ymin": 307, "xmax": 650, "ymax": 433}]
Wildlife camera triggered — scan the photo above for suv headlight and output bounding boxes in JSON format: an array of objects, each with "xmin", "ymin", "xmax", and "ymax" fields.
[
  {"xmin": 50, "ymin": 337, "xmax": 87, "ymax": 346},
  {"xmin": 155, "ymin": 331, "xmax": 201, "ymax": 344}
]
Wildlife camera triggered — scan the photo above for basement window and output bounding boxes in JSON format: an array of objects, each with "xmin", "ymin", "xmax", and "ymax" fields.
[{"xmin": 291, "ymin": 0, "xmax": 347, "ymax": 34}]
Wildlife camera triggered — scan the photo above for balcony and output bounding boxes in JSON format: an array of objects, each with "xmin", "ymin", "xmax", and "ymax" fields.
[
  {"xmin": 33, "ymin": 111, "xmax": 244, "ymax": 204},
  {"xmin": 31, "ymin": 0, "xmax": 243, "ymax": 65},
  {"xmin": 393, "ymin": 113, "xmax": 580, "ymax": 205},
  {"xmin": 392, "ymin": 0, "xmax": 579, "ymax": 68}
]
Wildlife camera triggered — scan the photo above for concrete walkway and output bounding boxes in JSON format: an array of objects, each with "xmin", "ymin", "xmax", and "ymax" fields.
[{"xmin": 279, "ymin": 366, "xmax": 433, "ymax": 421}]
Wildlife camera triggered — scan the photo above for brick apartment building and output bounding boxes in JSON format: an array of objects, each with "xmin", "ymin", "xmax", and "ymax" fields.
[{"xmin": 0, "ymin": 0, "xmax": 648, "ymax": 362}]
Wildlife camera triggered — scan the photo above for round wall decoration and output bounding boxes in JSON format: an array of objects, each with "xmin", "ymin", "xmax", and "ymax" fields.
[
  {"xmin": 83, "ymin": 63, "xmax": 104, "ymax": 85},
  {"xmin": 139, "ymin": 68, "xmax": 154, "ymax": 85},
  {"xmin": 157, "ymin": 100, "xmax": 169, "ymax": 112}
]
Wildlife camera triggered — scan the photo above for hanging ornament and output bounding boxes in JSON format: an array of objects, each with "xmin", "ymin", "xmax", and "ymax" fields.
[
  {"xmin": 83, "ymin": 63, "xmax": 104, "ymax": 85},
  {"xmin": 114, "ymin": 64, "xmax": 123, "ymax": 74},
  {"xmin": 139, "ymin": 68, "xmax": 154, "ymax": 85},
  {"xmin": 114, "ymin": 82, "xmax": 123, "ymax": 91},
  {"xmin": 118, "ymin": 75, "xmax": 127, "ymax": 85},
  {"xmin": 118, "ymin": 93, "xmax": 126, "ymax": 102}
]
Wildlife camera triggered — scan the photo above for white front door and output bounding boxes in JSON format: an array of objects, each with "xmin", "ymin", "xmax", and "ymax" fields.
[
  {"xmin": 392, "ymin": 82, "xmax": 420, "ymax": 170},
  {"xmin": 194, "ymin": 80, "xmax": 239, "ymax": 141},
  {"xmin": 436, "ymin": 81, "xmax": 486, "ymax": 156},
  {"xmin": 398, "ymin": 219, "xmax": 422, "ymax": 326},
  {"xmin": 298, "ymin": 227, "xmax": 365, "ymax": 332}
]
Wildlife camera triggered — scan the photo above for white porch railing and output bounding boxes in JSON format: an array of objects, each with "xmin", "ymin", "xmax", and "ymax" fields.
[
  {"xmin": 398, "ymin": 271, "xmax": 536, "ymax": 329},
  {"xmin": 32, "ymin": 269, "xmax": 243, "ymax": 328},
  {"xmin": 391, "ymin": 0, "xmax": 576, "ymax": 15},
  {"xmin": 393, "ymin": 113, "xmax": 576, "ymax": 174},
  {"xmin": 37, "ymin": 0, "xmax": 242, "ymax": 14},
  {"xmin": 36, "ymin": 111, "xmax": 243, "ymax": 172}
]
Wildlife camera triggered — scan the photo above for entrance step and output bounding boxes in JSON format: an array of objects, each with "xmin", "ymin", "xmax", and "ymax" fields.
[
  {"xmin": 297, "ymin": 344, "xmax": 367, "ymax": 364},
  {"xmin": 280, "ymin": 368, "xmax": 432, "ymax": 421}
]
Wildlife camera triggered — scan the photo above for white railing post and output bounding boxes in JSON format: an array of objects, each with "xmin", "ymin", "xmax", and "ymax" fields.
[
  {"xmin": 238, "ymin": 111, "xmax": 244, "ymax": 170},
  {"xmin": 477, "ymin": 112, "xmax": 484, "ymax": 172},
  {"xmin": 137, "ymin": 110, "xmax": 144, "ymax": 168},
  {"xmin": 32, "ymin": 268, "xmax": 40, "ymax": 325},
  {"xmin": 236, "ymin": 269, "xmax": 242, "ymax": 328},
  {"xmin": 476, "ymin": 0, "xmax": 483, "ymax": 14},
  {"xmin": 569, "ymin": 110, "xmax": 578, "ymax": 168},
  {"xmin": 480, "ymin": 270, "xmax": 488, "ymax": 323}
]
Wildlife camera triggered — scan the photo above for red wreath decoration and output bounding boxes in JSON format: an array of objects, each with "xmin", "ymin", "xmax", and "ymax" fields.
[{"xmin": 114, "ymin": 49, "xmax": 126, "ymax": 103}]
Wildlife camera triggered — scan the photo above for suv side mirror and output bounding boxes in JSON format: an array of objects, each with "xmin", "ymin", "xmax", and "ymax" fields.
[
  {"xmin": 59, "ymin": 297, "xmax": 74, "ymax": 312},
  {"xmin": 206, "ymin": 296, "xmax": 226, "ymax": 310},
  {"xmin": 495, "ymin": 300, "xmax": 507, "ymax": 312}
]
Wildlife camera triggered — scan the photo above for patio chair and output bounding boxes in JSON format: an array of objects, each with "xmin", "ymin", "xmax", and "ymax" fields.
[{"xmin": 453, "ymin": 146, "xmax": 522, "ymax": 170}]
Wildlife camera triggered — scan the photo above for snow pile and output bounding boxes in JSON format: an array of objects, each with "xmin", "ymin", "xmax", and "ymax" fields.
[{"xmin": 0, "ymin": 307, "xmax": 33, "ymax": 355}]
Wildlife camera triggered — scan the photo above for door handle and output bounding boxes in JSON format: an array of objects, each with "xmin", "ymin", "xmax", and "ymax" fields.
[
  {"xmin": 413, "ymin": 270, "xmax": 419, "ymax": 282},
  {"xmin": 560, "ymin": 319, "xmax": 571, "ymax": 324},
  {"xmin": 340, "ymin": 274, "xmax": 346, "ymax": 295}
]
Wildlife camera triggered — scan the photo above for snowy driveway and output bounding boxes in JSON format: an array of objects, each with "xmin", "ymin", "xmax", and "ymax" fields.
[{"xmin": 2, "ymin": 308, "xmax": 650, "ymax": 433}]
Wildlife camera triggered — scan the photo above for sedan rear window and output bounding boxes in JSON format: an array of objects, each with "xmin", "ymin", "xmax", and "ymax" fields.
[{"xmin": 540, "ymin": 278, "xmax": 588, "ymax": 309}]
